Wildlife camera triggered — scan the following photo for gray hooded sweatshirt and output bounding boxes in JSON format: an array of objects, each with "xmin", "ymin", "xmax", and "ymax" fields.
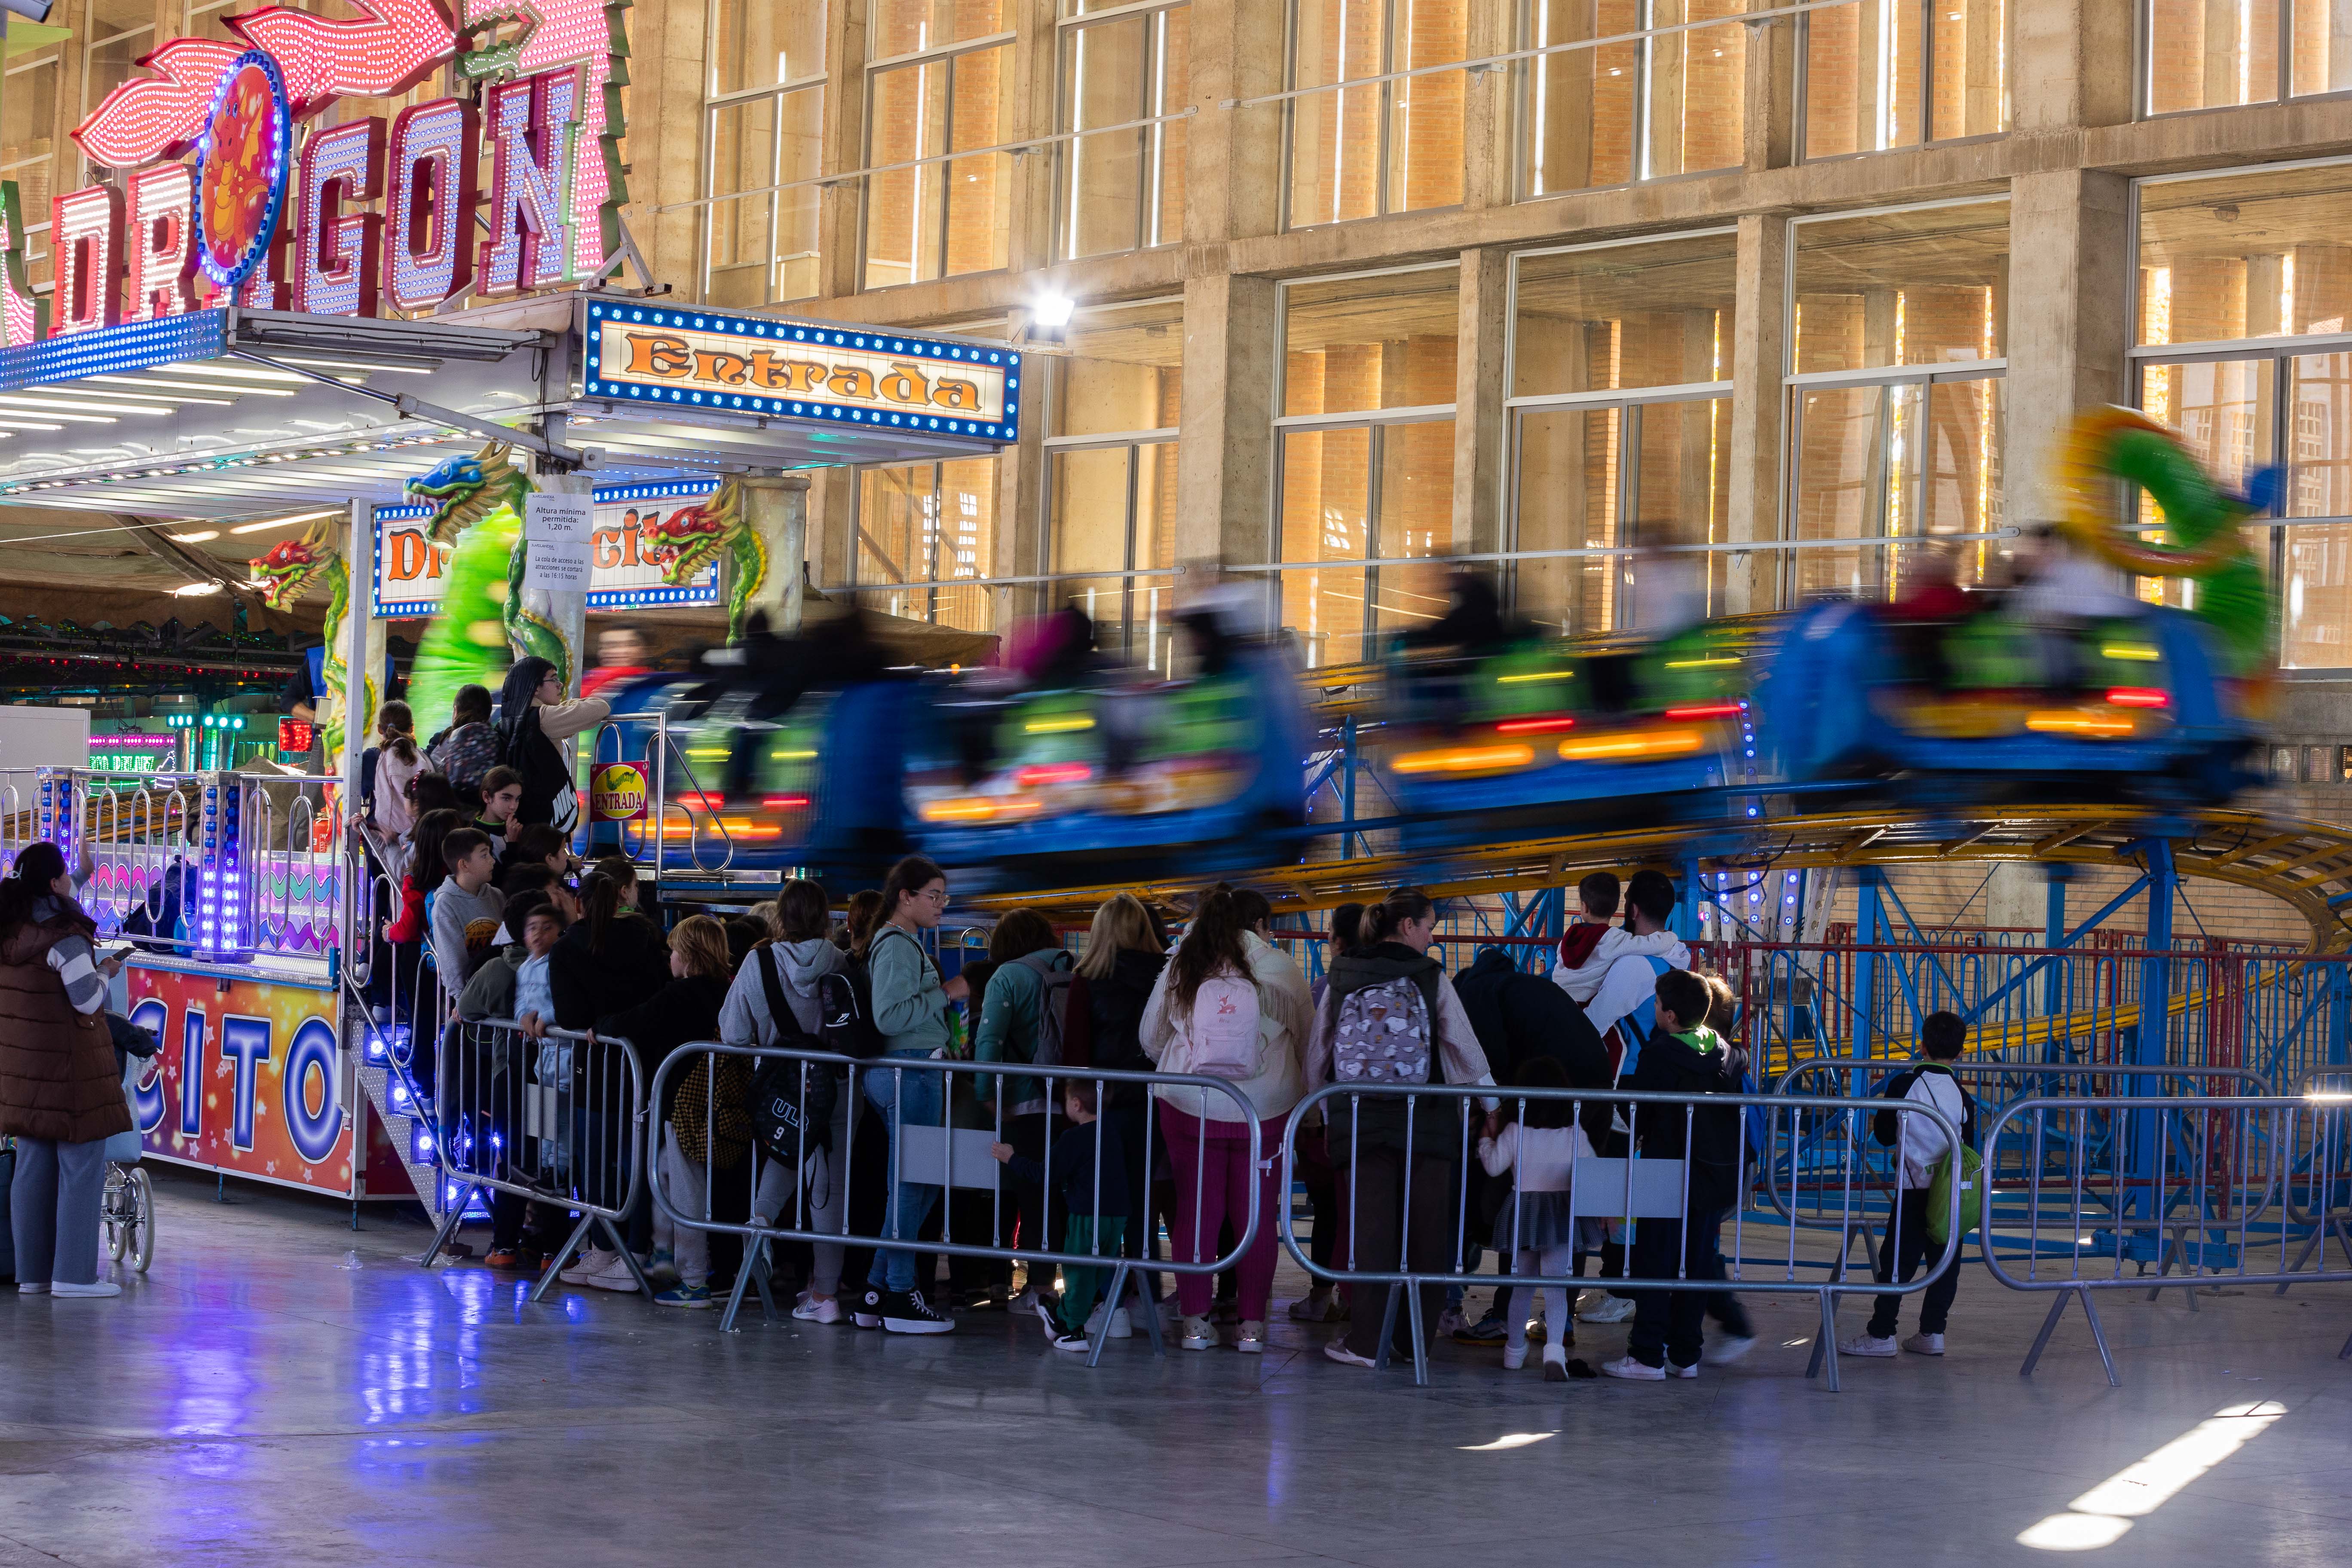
[{"xmin": 719, "ymin": 937, "xmax": 845, "ymax": 1045}]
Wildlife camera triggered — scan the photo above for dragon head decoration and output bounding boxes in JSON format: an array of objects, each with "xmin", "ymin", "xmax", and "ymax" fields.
[
  {"xmin": 408, "ymin": 442, "xmax": 533, "ymax": 542},
  {"xmin": 2053, "ymin": 407, "xmax": 2278, "ymax": 680},
  {"xmin": 640, "ymin": 479, "xmax": 766, "ymax": 642},
  {"xmin": 248, "ymin": 522, "xmax": 337, "ymax": 609}
]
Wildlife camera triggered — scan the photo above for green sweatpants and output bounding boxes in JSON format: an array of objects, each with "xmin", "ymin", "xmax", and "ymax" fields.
[{"xmin": 1058, "ymin": 1216, "xmax": 1128, "ymax": 1334}]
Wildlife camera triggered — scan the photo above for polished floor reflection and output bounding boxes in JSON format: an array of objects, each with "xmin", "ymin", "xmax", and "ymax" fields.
[{"xmin": 0, "ymin": 1167, "xmax": 2346, "ymax": 1568}]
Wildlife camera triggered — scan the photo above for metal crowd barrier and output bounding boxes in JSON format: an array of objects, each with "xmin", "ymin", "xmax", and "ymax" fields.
[
  {"xmin": 645, "ymin": 1046, "xmax": 1263, "ymax": 1364},
  {"xmin": 2280, "ymin": 1069, "xmax": 2352, "ymax": 1295},
  {"xmin": 1764, "ymin": 1057, "xmax": 2280, "ymax": 1263},
  {"xmin": 1979, "ymin": 1094, "xmax": 2352, "ymax": 1386},
  {"xmin": 1280, "ymin": 1080, "xmax": 1963, "ymax": 1390},
  {"xmin": 425, "ymin": 1017, "xmax": 652, "ymax": 1302}
]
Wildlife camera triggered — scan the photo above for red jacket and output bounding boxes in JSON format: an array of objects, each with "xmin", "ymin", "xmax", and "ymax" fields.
[{"xmin": 1556, "ymin": 922, "xmax": 1607, "ymax": 974}]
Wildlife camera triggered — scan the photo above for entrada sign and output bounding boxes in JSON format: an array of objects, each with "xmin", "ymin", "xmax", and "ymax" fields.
[{"xmin": 2, "ymin": 0, "xmax": 625, "ymax": 343}]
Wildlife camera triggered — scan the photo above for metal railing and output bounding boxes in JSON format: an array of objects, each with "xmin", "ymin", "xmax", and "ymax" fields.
[
  {"xmin": 1978, "ymin": 1094, "xmax": 2352, "ymax": 1385},
  {"xmin": 1279, "ymin": 1079, "xmax": 1963, "ymax": 1389},
  {"xmin": 2279, "ymin": 1069, "xmax": 2352, "ymax": 1294},
  {"xmin": 425, "ymin": 1017, "xmax": 652, "ymax": 1301},
  {"xmin": 645, "ymin": 1045, "xmax": 1263, "ymax": 1362}
]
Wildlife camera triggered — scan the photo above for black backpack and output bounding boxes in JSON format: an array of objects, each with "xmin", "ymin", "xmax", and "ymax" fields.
[
  {"xmin": 746, "ymin": 946, "xmax": 841, "ymax": 1161},
  {"xmin": 818, "ymin": 926, "xmax": 921, "ymax": 1060}
]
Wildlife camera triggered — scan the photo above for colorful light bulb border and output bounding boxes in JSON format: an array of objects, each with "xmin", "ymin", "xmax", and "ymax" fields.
[{"xmin": 192, "ymin": 51, "xmax": 292, "ymax": 293}]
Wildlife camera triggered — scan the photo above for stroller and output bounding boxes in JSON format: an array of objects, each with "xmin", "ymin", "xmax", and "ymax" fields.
[{"xmin": 101, "ymin": 1015, "xmax": 156, "ymax": 1274}]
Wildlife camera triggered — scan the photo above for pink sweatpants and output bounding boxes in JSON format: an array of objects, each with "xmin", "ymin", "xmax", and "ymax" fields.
[{"xmin": 1158, "ymin": 1101, "xmax": 1289, "ymax": 1322}]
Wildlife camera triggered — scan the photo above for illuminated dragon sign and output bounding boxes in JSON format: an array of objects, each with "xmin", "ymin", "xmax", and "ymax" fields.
[{"xmin": 2, "ymin": 0, "xmax": 626, "ymax": 346}]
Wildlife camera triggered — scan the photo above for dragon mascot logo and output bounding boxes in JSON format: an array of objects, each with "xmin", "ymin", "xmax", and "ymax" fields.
[
  {"xmin": 640, "ymin": 481, "xmax": 761, "ymax": 641},
  {"xmin": 248, "ymin": 521, "xmax": 371, "ymax": 757}
]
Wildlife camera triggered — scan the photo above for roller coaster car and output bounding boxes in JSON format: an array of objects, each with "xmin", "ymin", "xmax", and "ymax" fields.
[
  {"xmin": 593, "ymin": 671, "xmax": 916, "ymax": 882},
  {"xmin": 1763, "ymin": 600, "xmax": 2263, "ymax": 805},
  {"xmin": 1379, "ymin": 621, "xmax": 1764, "ymax": 847},
  {"xmin": 902, "ymin": 648, "xmax": 1311, "ymax": 891}
]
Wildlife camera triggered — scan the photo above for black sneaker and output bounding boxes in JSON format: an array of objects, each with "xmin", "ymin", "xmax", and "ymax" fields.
[
  {"xmin": 852, "ymin": 1285, "xmax": 885, "ymax": 1330},
  {"xmin": 1452, "ymin": 1311, "xmax": 1509, "ymax": 1347},
  {"xmin": 882, "ymin": 1287, "xmax": 956, "ymax": 1335}
]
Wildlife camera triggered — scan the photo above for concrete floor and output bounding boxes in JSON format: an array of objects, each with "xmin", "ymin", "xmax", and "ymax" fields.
[{"xmin": 0, "ymin": 1166, "xmax": 2347, "ymax": 1568}]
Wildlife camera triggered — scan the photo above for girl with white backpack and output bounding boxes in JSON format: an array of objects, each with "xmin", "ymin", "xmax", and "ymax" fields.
[{"xmin": 1138, "ymin": 886, "xmax": 1312, "ymax": 1354}]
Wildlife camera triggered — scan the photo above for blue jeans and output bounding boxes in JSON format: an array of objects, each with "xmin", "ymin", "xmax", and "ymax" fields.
[{"xmin": 862, "ymin": 1050, "xmax": 946, "ymax": 1293}]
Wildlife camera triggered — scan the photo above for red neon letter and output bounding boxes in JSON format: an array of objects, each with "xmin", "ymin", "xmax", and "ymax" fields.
[
  {"xmin": 384, "ymin": 98, "xmax": 478, "ymax": 311},
  {"xmin": 52, "ymin": 186, "xmax": 126, "ymax": 335},
  {"xmin": 295, "ymin": 116, "xmax": 385, "ymax": 317},
  {"xmin": 125, "ymin": 164, "xmax": 199, "ymax": 322}
]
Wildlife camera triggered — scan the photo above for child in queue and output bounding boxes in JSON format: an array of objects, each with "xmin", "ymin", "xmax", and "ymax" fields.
[
  {"xmin": 989, "ymin": 1077, "xmax": 1130, "ymax": 1355},
  {"xmin": 1478, "ymin": 1056, "xmax": 1598, "ymax": 1380}
]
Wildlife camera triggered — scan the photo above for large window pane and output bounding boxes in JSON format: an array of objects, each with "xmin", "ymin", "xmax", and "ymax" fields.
[
  {"xmin": 1063, "ymin": 5, "xmax": 1188, "ymax": 259},
  {"xmin": 1513, "ymin": 405, "xmax": 1621, "ymax": 634},
  {"xmin": 1512, "ymin": 233, "xmax": 1737, "ymax": 398},
  {"xmin": 2147, "ymin": 0, "xmax": 2283, "ymax": 113},
  {"xmin": 713, "ymin": 0, "xmax": 826, "ymax": 94},
  {"xmin": 3, "ymin": 52, "xmax": 58, "ymax": 242},
  {"xmin": 1049, "ymin": 441, "xmax": 1179, "ymax": 662},
  {"xmin": 1283, "ymin": 266, "xmax": 1461, "ymax": 416},
  {"xmin": 1790, "ymin": 377, "xmax": 2003, "ymax": 602},
  {"xmin": 2292, "ymin": 0, "xmax": 2352, "ymax": 94},
  {"xmin": 1804, "ymin": 0, "xmax": 2006, "ymax": 156},
  {"xmin": 1288, "ymin": 0, "xmax": 1466, "ymax": 227},
  {"xmin": 865, "ymin": 46, "xmax": 1014, "ymax": 287},
  {"xmin": 1046, "ymin": 297, "xmax": 1184, "ymax": 438},
  {"xmin": 2137, "ymin": 164, "xmax": 2352, "ymax": 346},
  {"xmin": 1523, "ymin": 0, "xmax": 1744, "ymax": 194},
  {"xmin": 874, "ymin": 0, "xmax": 1015, "ymax": 53},
  {"xmin": 1277, "ymin": 419, "xmax": 1458, "ymax": 665},
  {"xmin": 854, "ymin": 458, "xmax": 1001, "ymax": 632},
  {"xmin": 705, "ymin": 89, "xmax": 824, "ymax": 306},
  {"xmin": 1791, "ymin": 202, "xmax": 2009, "ymax": 373}
]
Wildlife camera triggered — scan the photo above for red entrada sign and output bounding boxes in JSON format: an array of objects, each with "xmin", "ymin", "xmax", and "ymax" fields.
[{"xmin": 0, "ymin": 0, "xmax": 625, "ymax": 345}]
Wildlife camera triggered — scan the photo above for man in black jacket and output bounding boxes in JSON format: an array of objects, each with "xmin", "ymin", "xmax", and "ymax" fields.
[{"xmin": 1451, "ymin": 946, "xmax": 1614, "ymax": 1349}]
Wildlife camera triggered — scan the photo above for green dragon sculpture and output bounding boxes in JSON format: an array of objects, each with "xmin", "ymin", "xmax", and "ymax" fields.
[
  {"xmin": 404, "ymin": 443, "xmax": 575, "ymax": 689},
  {"xmin": 640, "ymin": 479, "xmax": 763, "ymax": 640},
  {"xmin": 250, "ymin": 523, "xmax": 370, "ymax": 757}
]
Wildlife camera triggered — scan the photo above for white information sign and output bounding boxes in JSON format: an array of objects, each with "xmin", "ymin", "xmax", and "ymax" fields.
[{"xmin": 523, "ymin": 493, "xmax": 595, "ymax": 593}]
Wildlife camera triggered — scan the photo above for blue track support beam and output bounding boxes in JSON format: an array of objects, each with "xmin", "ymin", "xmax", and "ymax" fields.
[
  {"xmin": 2043, "ymin": 870, "xmax": 2069, "ymax": 1061},
  {"xmin": 1873, "ymin": 878, "xmax": 1936, "ymax": 1036},
  {"xmin": 1960, "ymin": 874, "xmax": 2150, "ymax": 1033},
  {"xmin": 2128, "ymin": 840, "xmax": 2177, "ymax": 1225},
  {"xmin": 1851, "ymin": 868, "xmax": 1885, "ymax": 1063},
  {"xmin": 1340, "ymin": 715, "xmax": 1359, "ymax": 860},
  {"xmin": 1676, "ymin": 858, "xmax": 1705, "ymax": 941}
]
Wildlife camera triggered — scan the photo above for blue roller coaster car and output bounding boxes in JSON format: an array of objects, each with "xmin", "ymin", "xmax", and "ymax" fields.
[
  {"xmin": 1761, "ymin": 600, "xmax": 2264, "ymax": 806},
  {"xmin": 1378, "ymin": 620, "xmax": 1767, "ymax": 848}
]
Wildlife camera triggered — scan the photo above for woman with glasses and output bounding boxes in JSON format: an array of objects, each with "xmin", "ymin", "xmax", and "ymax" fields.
[{"xmin": 851, "ymin": 856, "xmax": 969, "ymax": 1335}]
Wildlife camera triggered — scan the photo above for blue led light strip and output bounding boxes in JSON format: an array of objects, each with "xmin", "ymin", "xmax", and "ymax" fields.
[{"xmin": 0, "ymin": 309, "xmax": 229, "ymax": 394}]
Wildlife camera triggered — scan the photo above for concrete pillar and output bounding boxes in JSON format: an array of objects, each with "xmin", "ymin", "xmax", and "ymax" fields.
[
  {"xmin": 1724, "ymin": 211, "xmax": 1787, "ymax": 613},
  {"xmin": 740, "ymin": 475, "xmax": 812, "ymax": 634},
  {"xmin": 2005, "ymin": 169, "xmax": 2132, "ymax": 527},
  {"xmin": 1459, "ymin": 3, "xmax": 1514, "ymax": 209},
  {"xmin": 633, "ymin": 0, "xmax": 708, "ymax": 300},
  {"xmin": 816, "ymin": 0, "xmax": 870, "ymax": 299},
  {"xmin": 1453, "ymin": 246, "xmax": 1510, "ymax": 558},
  {"xmin": 1175, "ymin": 272, "xmax": 1280, "ymax": 570},
  {"xmin": 1005, "ymin": 0, "xmax": 1060, "ymax": 274},
  {"xmin": 2012, "ymin": 0, "xmax": 2137, "ymax": 133},
  {"xmin": 1182, "ymin": 0, "xmax": 1286, "ymax": 242}
]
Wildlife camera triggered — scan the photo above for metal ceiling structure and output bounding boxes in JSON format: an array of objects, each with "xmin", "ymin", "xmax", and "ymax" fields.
[{"xmin": 0, "ymin": 296, "xmax": 1018, "ymax": 518}]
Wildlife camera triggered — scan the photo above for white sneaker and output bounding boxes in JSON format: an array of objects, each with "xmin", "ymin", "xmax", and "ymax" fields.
[
  {"xmin": 17, "ymin": 1282, "xmax": 49, "ymax": 1294},
  {"xmin": 1703, "ymin": 1334, "xmax": 1758, "ymax": 1365},
  {"xmin": 1902, "ymin": 1332, "xmax": 1946, "ymax": 1357},
  {"xmin": 583, "ymin": 1253, "xmax": 642, "ymax": 1292},
  {"xmin": 1668, "ymin": 1359, "xmax": 1698, "ymax": 1380},
  {"xmin": 1599, "ymin": 1354, "xmax": 1664, "ymax": 1381},
  {"xmin": 1179, "ymin": 1315, "xmax": 1217, "ymax": 1351},
  {"xmin": 1084, "ymin": 1302, "xmax": 1135, "ymax": 1340},
  {"xmin": 1540, "ymin": 1345, "xmax": 1569, "ymax": 1382},
  {"xmin": 1236, "ymin": 1320, "xmax": 1267, "ymax": 1354},
  {"xmin": 791, "ymin": 1294, "xmax": 843, "ymax": 1325},
  {"xmin": 1502, "ymin": 1343, "xmax": 1528, "ymax": 1371},
  {"xmin": 560, "ymin": 1247, "xmax": 617, "ymax": 1285},
  {"xmin": 52, "ymin": 1280, "xmax": 120, "ymax": 1298},
  {"xmin": 1838, "ymin": 1333, "xmax": 1899, "ymax": 1358},
  {"xmin": 1323, "ymin": 1341, "xmax": 1377, "ymax": 1369},
  {"xmin": 1579, "ymin": 1293, "xmax": 1636, "ymax": 1323}
]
